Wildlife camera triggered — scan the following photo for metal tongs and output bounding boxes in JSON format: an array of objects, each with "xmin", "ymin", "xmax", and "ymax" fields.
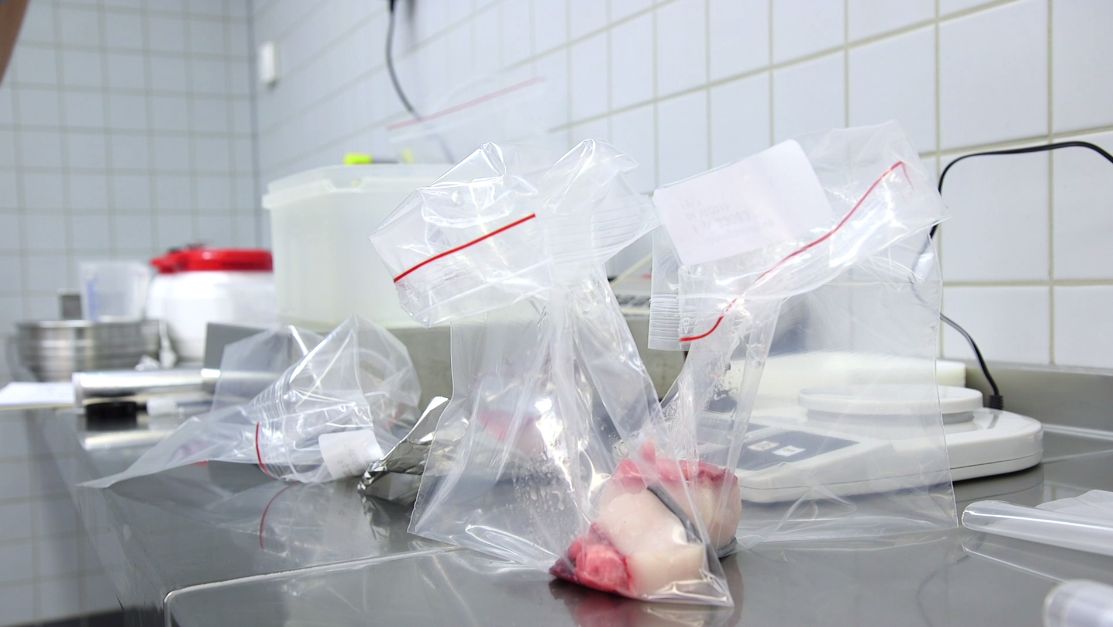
[{"xmin": 357, "ymin": 396, "xmax": 448, "ymax": 503}]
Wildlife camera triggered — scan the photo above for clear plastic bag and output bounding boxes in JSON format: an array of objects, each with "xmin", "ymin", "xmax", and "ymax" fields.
[
  {"xmin": 86, "ymin": 317, "xmax": 421, "ymax": 487},
  {"xmin": 370, "ymin": 141, "xmax": 733, "ymax": 605},
  {"xmin": 650, "ymin": 123, "xmax": 957, "ymax": 546},
  {"xmin": 207, "ymin": 323, "xmax": 325, "ymax": 412},
  {"xmin": 386, "ymin": 71, "xmax": 557, "ymax": 163},
  {"xmin": 963, "ymin": 490, "xmax": 1113, "ymax": 557}
]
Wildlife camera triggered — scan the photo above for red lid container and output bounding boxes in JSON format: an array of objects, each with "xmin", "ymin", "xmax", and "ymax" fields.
[{"xmin": 151, "ymin": 248, "xmax": 273, "ymax": 273}]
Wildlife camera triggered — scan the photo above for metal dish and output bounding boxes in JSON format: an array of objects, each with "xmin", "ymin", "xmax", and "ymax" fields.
[{"xmin": 14, "ymin": 319, "xmax": 161, "ymax": 382}]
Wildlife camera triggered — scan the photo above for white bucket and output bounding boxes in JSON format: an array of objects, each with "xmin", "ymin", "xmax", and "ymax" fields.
[{"xmin": 262, "ymin": 164, "xmax": 447, "ymax": 330}]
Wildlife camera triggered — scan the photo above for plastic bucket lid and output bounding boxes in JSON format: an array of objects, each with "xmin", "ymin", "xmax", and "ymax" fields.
[
  {"xmin": 151, "ymin": 248, "xmax": 272, "ymax": 273},
  {"xmin": 262, "ymin": 164, "xmax": 449, "ymax": 210}
]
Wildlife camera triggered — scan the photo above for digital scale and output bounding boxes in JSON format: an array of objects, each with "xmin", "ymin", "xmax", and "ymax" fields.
[
  {"xmin": 609, "ymin": 255, "xmax": 1044, "ymax": 503},
  {"xmin": 699, "ymin": 385, "xmax": 1044, "ymax": 503}
]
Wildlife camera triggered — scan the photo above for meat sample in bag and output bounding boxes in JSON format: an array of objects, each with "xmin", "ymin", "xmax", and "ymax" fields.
[{"xmin": 551, "ymin": 449, "xmax": 741, "ymax": 598}]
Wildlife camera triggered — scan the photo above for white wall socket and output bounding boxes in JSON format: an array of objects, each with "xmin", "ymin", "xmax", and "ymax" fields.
[{"xmin": 258, "ymin": 41, "xmax": 278, "ymax": 86}]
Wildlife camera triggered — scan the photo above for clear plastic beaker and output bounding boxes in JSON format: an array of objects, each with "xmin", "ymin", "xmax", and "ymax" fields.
[{"xmin": 79, "ymin": 261, "xmax": 151, "ymax": 321}]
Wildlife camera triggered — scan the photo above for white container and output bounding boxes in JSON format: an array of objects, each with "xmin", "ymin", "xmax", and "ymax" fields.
[
  {"xmin": 146, "ymin": 249, "xmax": 277, "ymax": 362},
  {"xmin": 262, "ymin": 164, "xmax": 446, "ymax": 330}
]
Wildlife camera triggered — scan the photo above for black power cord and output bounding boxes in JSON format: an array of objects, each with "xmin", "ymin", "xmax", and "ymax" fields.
[
  {"xmin": 385, "ymin": 0, "xmax": 454, "ymax": 162},
  {"xmin": 386, "ymin": 0, "xmax": 418, "ymax": 118},
  {"xmin": 934, "ymin": 140, "xmax": 1113, "ymax": 410},
  {"xmin": 934, "ymin": 141, "xmax": 1113, "ymax": 239},
  {"xmin": 941, "ymin": 312, "xmax": 1002, "ymax": 409}
]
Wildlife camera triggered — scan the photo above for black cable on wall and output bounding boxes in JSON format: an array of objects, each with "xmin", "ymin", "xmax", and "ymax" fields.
[{"xmin": 935, "ymin": 140, "xmax": 1113, "ymax": 410}]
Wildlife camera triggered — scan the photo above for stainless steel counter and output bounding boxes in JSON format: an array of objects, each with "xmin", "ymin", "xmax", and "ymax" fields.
[{"xmin": 29, "ymin": 407, "xmax": 1113, "ymax": 626}]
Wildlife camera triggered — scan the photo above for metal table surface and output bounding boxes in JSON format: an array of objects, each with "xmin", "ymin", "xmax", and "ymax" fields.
[
  {"xmin": 30, "ymin": 408, "xmax": 1113, "ymax": 626},
  {"xmin": 31, "ymin": 408, "xmax": 438, "ymax": 624}
]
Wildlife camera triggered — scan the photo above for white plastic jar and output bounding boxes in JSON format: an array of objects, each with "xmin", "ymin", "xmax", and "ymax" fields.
[
  {"xmin": 262, "ymin": 164, "xmax": 447, "ymax": 330},
  {"xmin": 146, "ymin": 248, "xmax": 277, "ymax": 363}
]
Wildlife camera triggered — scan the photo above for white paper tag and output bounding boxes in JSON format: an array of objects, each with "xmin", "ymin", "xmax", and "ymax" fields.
[
  {"xmin": 653, "ymin": 140, "xmax": 835, "ymax": 266},
  {"xmin": 318, "ymin": 429, "xmax": 384, "ymax": 480}
]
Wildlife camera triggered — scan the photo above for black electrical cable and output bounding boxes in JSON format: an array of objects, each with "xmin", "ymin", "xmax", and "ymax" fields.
[
  {"xmin": 385, "ymin": 0, "xmax": 454, "ymax": 162},
  {"xmin": 386, "ymin": 0, "xmax": 418, "ymax": 118},
  {"xmin": 933, "ymin": 140, "xmax": 1113, "ymax": 239},
  {"xmin": 933, "ymin": 140, "xmax": 1113, "ymax": 410},
  {"xmin": 941, "ymin": 312, "xmax": 1002, "ymax": 409}
]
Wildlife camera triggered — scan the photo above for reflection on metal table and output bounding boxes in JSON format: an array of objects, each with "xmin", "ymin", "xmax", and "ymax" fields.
[
  {"xmin": 164, "ymin": 436, "xmax": 1113, "ymax": 627},
  {"xmin": 26, "ymin": 384, "xmax": 1113, "ymax": 626},
  {"xmin": 29, "ymin": 408, "xmax": 441, "ymax": 625}
]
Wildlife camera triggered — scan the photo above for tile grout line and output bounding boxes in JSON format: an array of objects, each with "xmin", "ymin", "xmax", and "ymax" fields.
[
  {"xmin": 5, "ymin": 156, "xmax": 254, "ymax": 174},
  {"xmin": 940, "ymin": 0, "xmax": 1022, "ymax": 21},
  {"xmin": 222, "ymin": 1, "xmax": 237, "ymax": 247},
  {"xmin": 97, "ymin": 0, "xmax": 119, "ymax": 259},
  {"xmin": 52, "ymin": 0, "xmax": 244, "ymax": 23},
  {"xmin": 527, "ymin": 0, "xmax": 536, "ymax": 94},
  {"xmin": 703, "ymin": 0, "xmax": 711, "ymax": 169},
  {"xmin": 26, "ymin": 6, "xmax": 60, "ymax": 617},
  {"xmin": 13, "ymin": 40, "xmax": 249, "ymax": 64},
  {"xmin": 251, "ymin": 0, "xmax": 1057, "ymax": 165},
  {"xmin": 565, "ymin": 3, "xmax": 1040, "ymax": 137},
  {"xmin": 254, "ymin": 53, "xmax": 389, "ymax": 140},
  {"xmin": 935, "ymin": 0, "xmax": 944, "ymax": 358},
  {"xmin": 946, "ymin": 279, "xmax": 1113, "ymax": 287},
  {"xmin": 246, "ymin": 0, "xmax": 328, "ymax": 60},
  {"xmin": 11, "ymin": 3, "xmax": 31, "ymax": 320},
  {"xmin": 767, "ymin": 0, "xmax": 773, "ymax": 146},
  {"xmin": 241, "ymin": 0, "xmax": 1108, "ymax": 371},
  {"xmin": 52, "ymin": 1, "xmax": 73, "ymax": 282},
  {"xmin": 247, "ymin": 0, "xmax": 264, "ymax": 248},
  {"xmin": 842, "ymin": 0, "xmax": 854, "ymax": 349},
  {"xmin": 0, "ymin": 118, "xmax": 252, "ymax": 140},
  {"xmin": 260, "ymin": 5, "xmax": 388, "ymax": 107},
  {"xmin": 936, "ymin": 124, "xmax": 1113, "ymax": 157},
  {"xmin": 1045, "ymin": 0, "xmax": 1055, "ymax": 365},
  {"xmin": 256, "ymin": 0, "xmax": 662, "ymax": 142},
  {"xmin": 652, "ymin": 3, "xmax": 661, "ymax": 187},
  {"xmin": 24, "ymin": 0, "xmax": 1008, "ymax": 145},
  {"xmin": 842, "ymin": 0, "xmax": 849, "ymax": 128},
  {"xmin": 9, "ymin": 80, "xmax": 254, "ymax": 106},
  {"xmin": 564, "ymin": 0, "xmax": 573, "ymax": 151},
  {"xmin": 603, "ymin": 0, "xmax": 613, "ymax": 143},
  {"xmin": 142, "ymin": 0, "xmax": 158, "ymax": 261},
  {"xmin": 183, "ymin": 13, "xmax": 200, "ymax": 244}
]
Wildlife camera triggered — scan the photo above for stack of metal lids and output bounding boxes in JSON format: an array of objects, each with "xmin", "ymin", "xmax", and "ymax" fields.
[{"xmin": 15, "ymin": 319, "xmax": 161, "ymax": 382}]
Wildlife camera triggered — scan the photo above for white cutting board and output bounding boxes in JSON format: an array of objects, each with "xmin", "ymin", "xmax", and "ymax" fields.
[{"xmin": 0, "ymin": 382, "xmax": 75, "ymax": 411}]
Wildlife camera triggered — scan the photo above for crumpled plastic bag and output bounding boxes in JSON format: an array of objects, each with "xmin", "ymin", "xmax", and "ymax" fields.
[
  {"xmin": 370, "ymin": 140, "xmax": 733, "ymax": 606},
  {"xmin": 650, "ymin": 122, "xmax": 956, "ymax": 546},
  {"xmin": 85, "ymin": 317, "xmax": 421, "ymax": 487}
]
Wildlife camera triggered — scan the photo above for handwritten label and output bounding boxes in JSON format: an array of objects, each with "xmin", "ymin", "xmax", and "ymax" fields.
[
  {"xmin": 319, "ymin": 429, "xmax": 384, "ymax": 480},
  {"xmin": 653, "ymin": 140, "xmax": 834, "ymax": 266}
]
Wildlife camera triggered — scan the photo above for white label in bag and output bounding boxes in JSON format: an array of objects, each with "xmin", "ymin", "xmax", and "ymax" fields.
[
  {"xmin": 318, "ymin": 429, "xmax": 384, "ymax": 480},
  {"xmin": 653, "ymin": 140, "xmax": 835, "ymax": 266}
]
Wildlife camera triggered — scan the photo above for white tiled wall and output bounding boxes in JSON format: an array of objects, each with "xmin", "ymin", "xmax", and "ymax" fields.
[
  {"xmin": 0, "ymin": 0, "xmax": 259, "ymax": 384},
  {"xmin": 1, "ymin": 1, "xmax": 258, "ymax": 623},
  {"xmin": 0, "ymin": 414, "xmax": 118, "ymax": 625},
  {"xmin": 0, "ymin": 0, "xmax": 1109, "ymax": 620},
  {"xmin": 251, "ymin": 0, "xmax": 1113, "ymax": 370}
]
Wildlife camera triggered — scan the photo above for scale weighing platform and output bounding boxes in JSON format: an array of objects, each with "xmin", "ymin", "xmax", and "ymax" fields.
[{"xmin": 701, "ymin": 385, "xmax": 1043, "ymax": 503}]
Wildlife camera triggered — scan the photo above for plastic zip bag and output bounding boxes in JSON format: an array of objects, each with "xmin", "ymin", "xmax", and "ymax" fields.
[
  {"xmin": 86, "ymin": 317, "xmax": 421, "ymax": 487},
  {"xmin": 963, "ymin": 490, "xmax": 1113, "ymax": 557},
  {"xmin": 370, "ymin": 141, "xmax": 733, "ymax": 605},
  {"xmin": 386, "ymin": 72, "xmax": 556, "ymax": 163},
  {"xmin": 207, "ymin": 323, "xmax": 324, "ymax": 412},
  {"xmin": 650, "ymin": 123, "xmax": 956, "ymax": 546}
]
